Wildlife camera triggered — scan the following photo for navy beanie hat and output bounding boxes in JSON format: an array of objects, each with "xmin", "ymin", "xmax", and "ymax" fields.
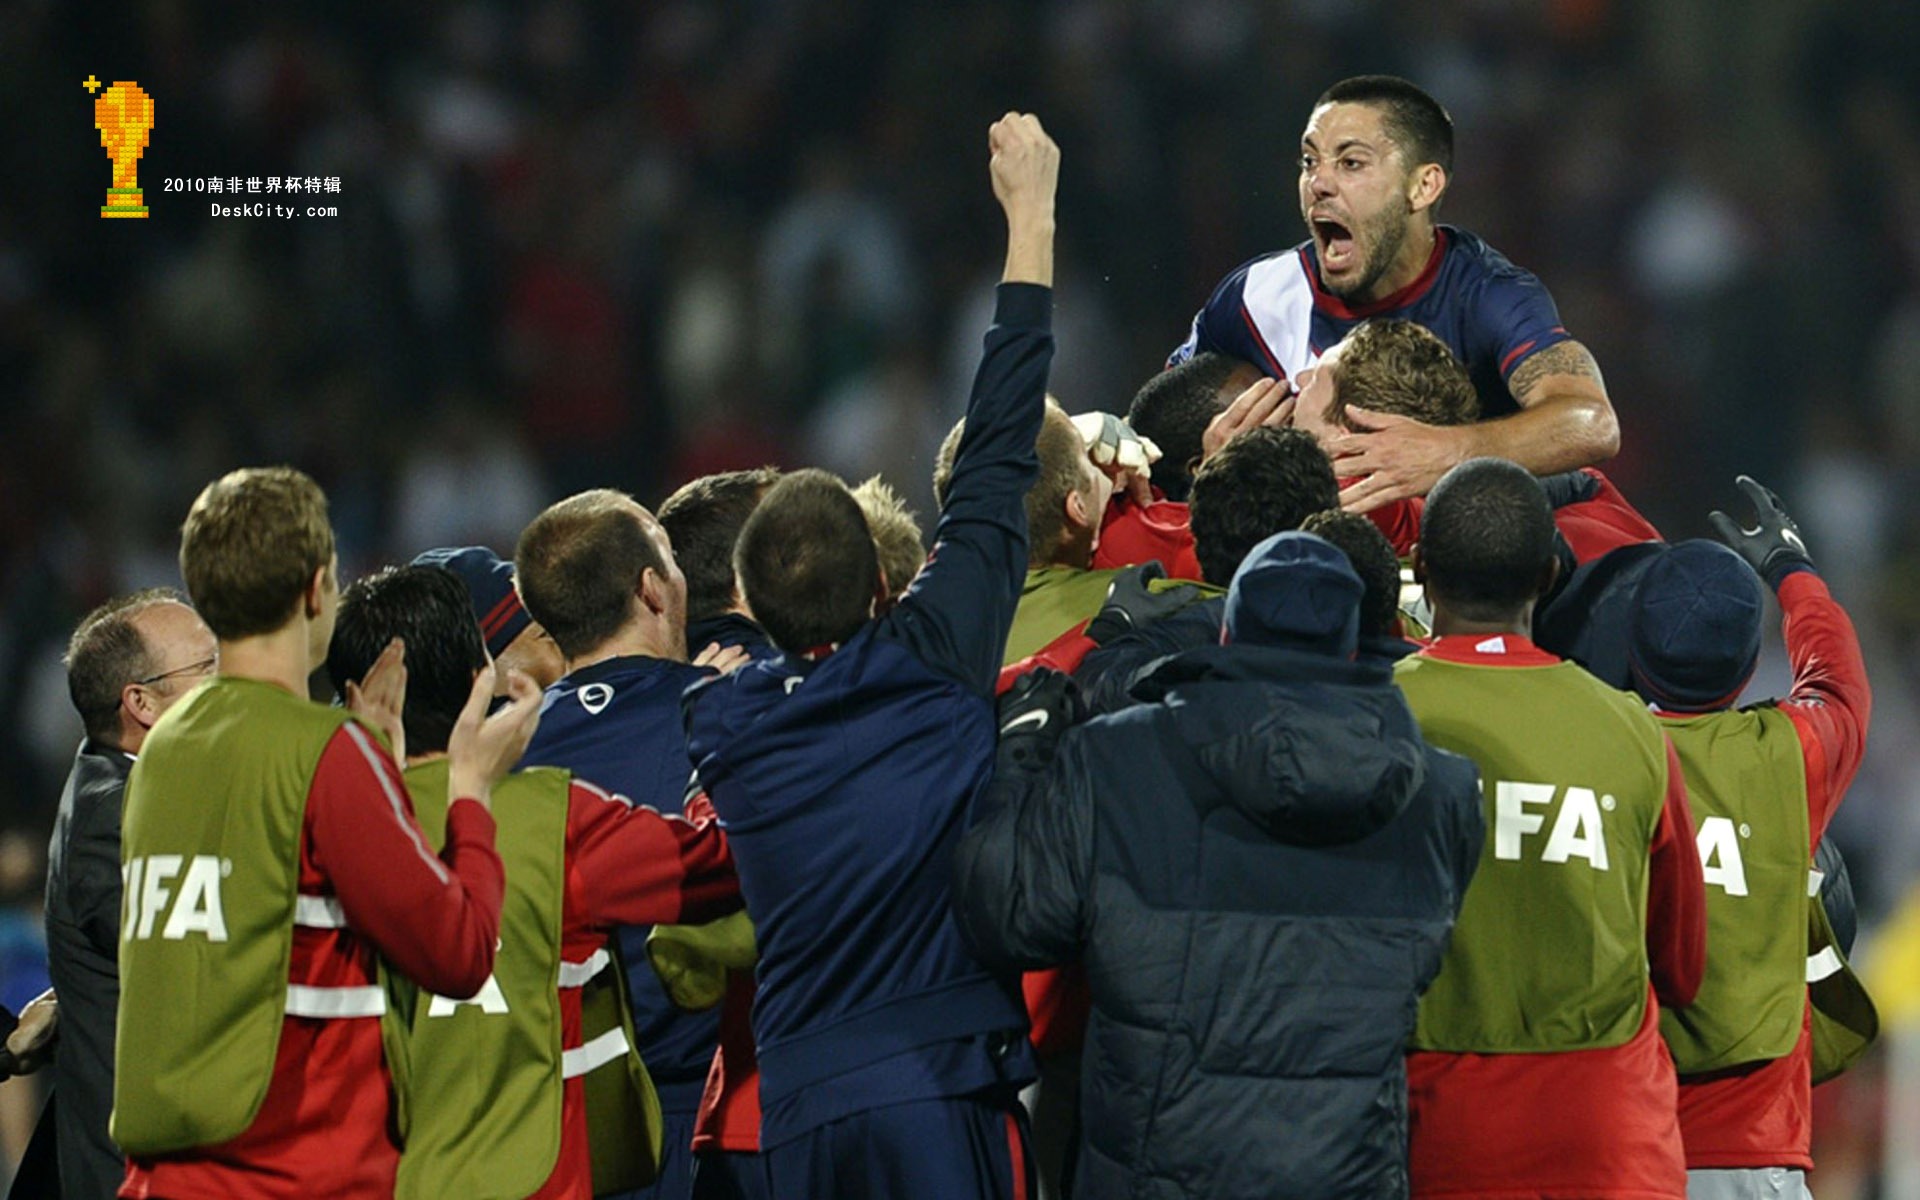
[
  {"xmin": 1223, "ymin": 531, "xmax": 1363, "ymax": 656},
  {"xmin": 410, "ymin": 546, "xmax": 531, "ymax": 658},
  {"xmin": 1627, "ymin": 539, "xmax": 1764, "ymax": 711}
]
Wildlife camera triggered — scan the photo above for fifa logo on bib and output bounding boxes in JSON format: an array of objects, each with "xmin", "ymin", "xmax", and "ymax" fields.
[
  {"xmin": 123, "ymin": 855, "xmax": 230, "ymax": 941},
  {"xmin": 1492, "ymin": 781, "xmax": 1612, "ymax": 869}
]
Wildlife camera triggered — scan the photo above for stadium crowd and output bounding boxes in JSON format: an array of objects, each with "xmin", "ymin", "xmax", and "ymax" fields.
[{"xmin": 0, "ymin": 71, "xmax": 1900, "ymax": 1198}]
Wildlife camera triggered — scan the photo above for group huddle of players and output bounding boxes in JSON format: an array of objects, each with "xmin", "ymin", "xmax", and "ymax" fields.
[{"xmin": 31, "ymin": 78, "xmax": 1876, "ymax": 1200}]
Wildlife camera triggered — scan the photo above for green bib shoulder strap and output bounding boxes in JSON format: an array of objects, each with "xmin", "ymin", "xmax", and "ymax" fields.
[{"xmin": 113, "ymin": 679, "xmax": 354, "ymax": 1155}]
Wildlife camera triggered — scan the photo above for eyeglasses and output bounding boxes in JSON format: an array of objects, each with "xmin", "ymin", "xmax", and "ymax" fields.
[{"xmin": 135, "ymin": 656, "xmax": 217, "ymax": 687}]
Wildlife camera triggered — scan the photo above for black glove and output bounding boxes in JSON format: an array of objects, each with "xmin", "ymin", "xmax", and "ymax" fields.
[
  {"xmin": 1084, "ymin": 562, "xmax": 1205, "ymax": 645},
  {"xmin": 1708, "ymin": 475, "xmax": 1814, "ymax": 588},
  {"xmin": 996, "ymin": 668, "xmax": 1081, "ymax": 773}
]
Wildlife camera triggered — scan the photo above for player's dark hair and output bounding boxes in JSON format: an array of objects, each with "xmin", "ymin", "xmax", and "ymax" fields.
[
  {"xmin": 328, "ymin": 565, "xmax": 487, "ymax": 757},
  {"xmin": 1300, "ymin": 510, "xmax": 1400, "ymax": 639},
  {"xmin": 1419, "ymin": 458, "xmax": 1557, "ymax": 622},
  {"xmin": 735, "ymin": 469, "xmax": 880, "ymax": 654},
  {"xmin": 65, "ymin": 588, "xmax": 187, "ymax": 745},
  {"xmin": 1188, "ymin": 427, "xmax": 1341, "ymax": 586},
  {"xmin": 934, "ymin": 401, "xmax": 1089, "ymax": 567},
  {"xmin": 659, "ymin": 467, "xmax": 782, "ymax": 626},
  {"xmin": 1317, "ymin": 76, "xmax": 1454, "ymax": 177},
  {"xmin": 1127, "ymin": 354, "xmax": 1260, "ymax": 502},
  {"xmin": 516, "ymin": 490, "xmax": 670, "ymax": 661}
]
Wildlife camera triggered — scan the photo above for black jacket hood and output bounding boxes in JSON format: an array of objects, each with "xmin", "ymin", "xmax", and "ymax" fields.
[{"xmin": 1134, "ymin": 643, "xmax": 1427, "ymax": 846}]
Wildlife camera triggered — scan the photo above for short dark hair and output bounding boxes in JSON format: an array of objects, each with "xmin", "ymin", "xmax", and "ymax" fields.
[
  {"xmin": 180, "ymin": 467, "xmax": 334, "ymax": 640},
  {"xmin": 327, "ymin": 566, "xmax": 486, "ymax": 757},
  {"xmin": 735, "ymin": 469, "xmax": 879, "ymax": 654},
  {"xmin": 65, "ymin": 589, "xmax": 186, "ymax": 744},
  {"xmin": 934, "ymin": 401, "xmax": 1089, "ymax": 567},
  {"xmin": 1419, "ymin": 458, "xmax": 1556, "ymax": 622},
  {"xmin": 1188, "ymin": 427, "xmax": 1341, "ymax": 586},
  {"xmin": 1328, "ymin": 320, "xmax": 1478, "ymax": 430},
  {"xmin": 1127, "ymin": 354, "xmax": 1261, "ymax": 502},
  {"xmin": 659, "ymin": 468, "xmax": 782, "ymax": 625},
  {"xmin": 1300, "ymin": 510, "xmax": 1401, "ymax": 638},
  {"xmin": 516, "ymin": 490, "xmax": 667, "ymax": 660},
  {"xmin": 1316, "ymin": 75, "xmax": 1454, "ymax": 177}
]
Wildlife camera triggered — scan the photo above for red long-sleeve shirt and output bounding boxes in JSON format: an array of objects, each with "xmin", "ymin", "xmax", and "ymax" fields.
[
  {"xmin": 1366, "ymin": 468, "xmax": 1661, "ymax": 563},
  {"xmin": 123, "ymin": 723, "xmax": 504, "ymax": 1200},
  {"xmin": 537, "ymin": 783, "xmax": 740, "ymax": 1198},
  {"xmin": 1669, "ymin": 570, "xmax": 1871, "ymax": 1171},
  {"xmin": 1406, "ymin": 635, "xmax": 1706, "ymax": 1200},
  {"xmin": 1092, "ymin": 494, "xmax": 1203, "ymax": 580}
]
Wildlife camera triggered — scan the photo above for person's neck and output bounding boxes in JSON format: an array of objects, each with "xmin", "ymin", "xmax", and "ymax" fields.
[
  {"xmin": 406, "ymin": 749, "xmax": 448, "ymax": 768},
  {"xmin": 215, "ymin": 626, "xmax": 316, "ymax": 697},
  {"xmin": 566, "ymin": 624, "xmax": 682, "ymax": 674},
  {"xmin": 1430, "ymin": 609, "xmax": 1531, "ymax": 640},
  {"xmin": 1354, "ymin": 221, "xmax": 1437, "ymax": 306}
]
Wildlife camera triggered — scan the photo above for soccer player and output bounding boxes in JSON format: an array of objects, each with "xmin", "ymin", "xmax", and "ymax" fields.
[
  {"xmin": 1622, "ymin": 481, "xmax": 1870, "ymax": 1197},
  {"xmin": 658, "ymin": 468, "xmax": 784, "ymax": 659},
  {"xmin": 514, "ymin": 487, "xmax": 748, "ymax": 1200},
  {"xmin": 953, "ymin": 531, "xmax": 1484, "ymax": 1198},
  {"xmin": 1392, "ymin": 458, "xmax": 1706, "ymax": 1199},
  {"xmin": 933, "ymin": 397, "xmax": 1114, "ymax": 663},
  {"xmin": 47, "ymin": 589, "xmax": 214, "ymax": 1198},
  {"xmin": 113, "ymin": 466, "xmax": 540, "ymax": 1199},
  {"xmin": 1172, "ymin": 76, "xmax": 1619, "ymax": 513},
  {"xmin": 679, "ymin": 111, "xmax": 1060, "ymax": 1198},
  {"xmin": 328, "ymin": 564, "xmax": 743, "ymax": 1200},
  {"xmin": 1124, "ymin": 352, "xmax": 1265, "ymax": 502}
]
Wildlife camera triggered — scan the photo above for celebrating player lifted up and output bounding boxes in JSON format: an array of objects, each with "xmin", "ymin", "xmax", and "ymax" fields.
[{"xmin": 1172, "ymin": 76, "xmax": 1619, "ymax": 514}]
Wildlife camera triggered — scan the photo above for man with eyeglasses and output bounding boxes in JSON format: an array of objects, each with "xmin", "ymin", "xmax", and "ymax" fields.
[{"xmin": 43, "ymin": 588, "xmax": 215, "ymax": 1198}]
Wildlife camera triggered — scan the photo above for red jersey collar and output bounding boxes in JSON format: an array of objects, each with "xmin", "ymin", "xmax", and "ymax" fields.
[
  {"xmin": 1303, "ymin": 227, "xmax": 1449, "ymax": 320},
  {"xmin": 1420, "ymin": 632, "xmax": 1561, "ymax": 666}
]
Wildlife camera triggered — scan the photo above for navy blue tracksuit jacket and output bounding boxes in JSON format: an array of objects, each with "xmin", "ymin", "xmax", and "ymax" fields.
[{"xmin": 683, "ymin": 283, "xmax": 1052, "ymax": 1150}]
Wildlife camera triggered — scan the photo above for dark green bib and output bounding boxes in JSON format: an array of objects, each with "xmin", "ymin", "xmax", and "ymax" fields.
[
  {"xmin": 1396, "ymin": 654, "xmax": 1669, "ymax": 1052},
  {"xmin": 1005, "ymin": 567, "xmax": 1121, "ymax": 664},
  {"xmin": 1655, "ymin": 706, "xmax": 1812, "ymax": 1074},
  {"xmin": 389, "ymin": 760, "xmax": 570, "ymax": 1200},
  {"xmin": 113, "ymin": 678, "xmax": 355, "ymax": 1155}
]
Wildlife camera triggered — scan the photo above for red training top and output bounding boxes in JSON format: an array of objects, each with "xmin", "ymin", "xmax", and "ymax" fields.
[
  {"xmin": 121, "ymin": 723, "xmax": 504, "ymax": 1200},
  {"xmin": 1405, "ymin": 634, "xmax": 1706, "ymax": 1200},
  {"xmin": 1667, "ymin": 570, "xmax": 1872, "ymax": 1171},
  {"xmin": 536, "ymin": 783, "xmax": 740, "ymax": 1198}
]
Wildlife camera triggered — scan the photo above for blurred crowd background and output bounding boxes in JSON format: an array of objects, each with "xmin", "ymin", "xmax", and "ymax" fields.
[{"xmin": 4, "ymin": 0, "xmax": 1919, "ymax": 1188}]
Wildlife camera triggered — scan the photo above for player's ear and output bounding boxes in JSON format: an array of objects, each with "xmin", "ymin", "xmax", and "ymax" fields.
[
  {"xmin": 638, "ymin": 566, "xmax": 668, "ymax": 617},
  {"xmin": 1407, "ymin": 162, "xmax": 1446, "ymax": 214},
  {"xmin": 1409, "ymin": 543, "xmax": 1427, "ymax": 586}
]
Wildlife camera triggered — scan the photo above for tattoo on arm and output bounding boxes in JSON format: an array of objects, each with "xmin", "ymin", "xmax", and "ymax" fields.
[{"xmin": 1509, "ymin": 340, "xmax": 1606, "ymax": 403}]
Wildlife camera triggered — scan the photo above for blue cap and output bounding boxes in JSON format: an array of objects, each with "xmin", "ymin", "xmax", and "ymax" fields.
[
  {"xmin": 1627, "ymin": 539, "xmax": 1764, "ymax": 711},
  {"xmin": 1223, "ymin": 531, "xmax": 1362, "ymax": 656},
  {"xmin": 409, "ymin": 546, "xmax": 530, "ymax": 658}
]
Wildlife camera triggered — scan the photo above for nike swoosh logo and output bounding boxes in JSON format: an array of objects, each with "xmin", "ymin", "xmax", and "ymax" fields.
[{"xmin": 1002, "ymin": 710, "xmax": 1050, "ymax": 736}]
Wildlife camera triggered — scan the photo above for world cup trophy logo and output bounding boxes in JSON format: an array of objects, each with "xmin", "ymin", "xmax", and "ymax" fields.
[{"xmin": 89, "ymin": 77, "xmax": 154, "ymax": 218}]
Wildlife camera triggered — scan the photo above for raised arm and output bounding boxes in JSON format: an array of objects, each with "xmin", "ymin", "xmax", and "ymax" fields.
[
  {"xmin": 886, "ymin": 114, "xmax": 1058, "ymax": 693},
  {"xmin": 1708, "ymin": 475, "xmax": 1871, "ymax": 843}
]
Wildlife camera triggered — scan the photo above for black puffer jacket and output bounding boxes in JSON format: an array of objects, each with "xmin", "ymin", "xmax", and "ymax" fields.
[{"xmin": 956, "ymin": 644, "xmax": 1483, "ymax": 1199}]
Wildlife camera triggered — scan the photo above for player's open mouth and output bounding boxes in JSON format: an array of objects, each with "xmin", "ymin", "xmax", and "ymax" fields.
[{"xmin": 1313, "ymin": 218, "xmax": 1356, "ymax": 271}]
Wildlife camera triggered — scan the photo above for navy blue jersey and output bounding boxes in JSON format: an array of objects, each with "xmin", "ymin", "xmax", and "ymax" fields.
[
  {"xmin": 683, "ymin": 284, "xmax": 1052, "ymax": 1147},
  {"xmin": 1170, "ymin": 225, "xmax": 1572, "ymax": 419},
  {"xmin": 521, "ymin": 654, "xmax": 718, "ymax": 1112}
]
